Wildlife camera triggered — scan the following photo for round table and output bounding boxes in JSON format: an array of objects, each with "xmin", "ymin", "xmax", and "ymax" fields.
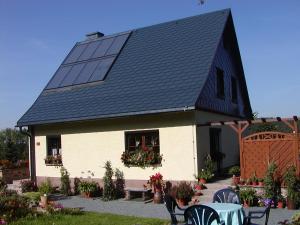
[{"xmin": 203, "ymin": 203, "xmax": 245, "ymax": 225}]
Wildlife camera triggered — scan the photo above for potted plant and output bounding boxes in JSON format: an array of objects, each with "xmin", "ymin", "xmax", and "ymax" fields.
[
  {"xmin": 277, "ymin": 195, "xmax": 285, "ymax": 209},
  {"xmin": 228, "ymin": 166, "xmax": 240, "ymax": 185},
  {"xmin": 38, "ymin": 179, "xmax": 53, "ymax": 208},
  {"xmin": 240, "ymin": 187, "xmax": 256, "ymax": 207},
  {"xmin": 148, "ymin": 173, "xmax": 164, "ymax": 203},
  {"xmin": 79, "ymin": 181, "xmax": 98, "ymax": 198},
  {"xmin": 283, "ymin": 166, "xmax": 299, "ymax": 210},
  {"xmin": 175, "ymin": 181, "xmax": 194, "ymax": 207},
  {"xmin": 258, "ymin": 178, "xmax": 264, "ymax": 187}
]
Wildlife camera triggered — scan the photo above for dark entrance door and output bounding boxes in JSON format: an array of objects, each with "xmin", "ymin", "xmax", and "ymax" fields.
[{"xmin": 209, "ymin": 128, "xmax": 222, "ymax": 174}]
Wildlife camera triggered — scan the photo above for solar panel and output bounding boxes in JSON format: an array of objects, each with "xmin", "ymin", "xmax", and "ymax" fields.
[
  {"xmin": 89, "ymin": 57, "xmax": 115, "ymax": 82},
  {"xmin": 92, "ymin": 38, "xmax": 114, "ymax": 58},
  {"xmin": 64, "ymin": 44, "xmax": 88, "ymax": 64},
  {"xmin": 46, "ymin": 66, "xmax": 72, "ymax": 89},
  {"xmin": 73, "ymin": 60, "xmax": 99, "ymax": 84},
  {"xmin": 59, "ymin": 63, "xmax": 85, "ymax": 87},
  {"xmin": 45, "ymin": 31, "xmax": 131, "ymax": 90}
]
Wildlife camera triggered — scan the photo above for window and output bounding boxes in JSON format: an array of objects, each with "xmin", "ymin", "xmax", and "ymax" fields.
[
  {"xmin": 231, "ymin": 77, "xmax": 238, "ymax": 103},
  {"xmin": 122, "ymin": 130, "xmax": 162, "ymax": 167},
  {"xmin": 45, "ymin": 136, "xmax": 62, "ymax": 165},
  {"xmin": 216, "ymin": 68, "xmax": 225, "ymax": 98}
]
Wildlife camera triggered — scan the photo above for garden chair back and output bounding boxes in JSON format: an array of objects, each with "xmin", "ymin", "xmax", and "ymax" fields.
[
  {"xmin": 163, "ymin": 194, "xmax": 185, "ymax": 225},
  {"xmin": 243, "ymin": 204, "xmax": 271, "ymax": 225},
  {"xmin": 184, "ymin": 205, "xmax": 223, "ymax": 225},
  {"xmin": 213, "ymin": 188, "xmax": 241, "ymax": 204}
]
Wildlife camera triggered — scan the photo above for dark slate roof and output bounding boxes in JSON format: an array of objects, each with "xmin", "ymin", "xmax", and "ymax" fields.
[{"xmin": 18, "ymin": 9, "xmax": 232, "ymax": 126}]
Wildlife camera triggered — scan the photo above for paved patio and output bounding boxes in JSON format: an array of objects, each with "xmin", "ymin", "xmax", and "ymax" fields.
[{"xmin": 57, "ymin": 195, "xmax": 299, "ymax": 224}]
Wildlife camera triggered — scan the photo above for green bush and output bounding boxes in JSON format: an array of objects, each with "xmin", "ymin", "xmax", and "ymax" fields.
[
  {"xmin": 0, "ymin": 191, "xmax": 31, "ymax": 222},
  {"xmin": 0, "ymin": 177, "xmax": 7, "ymax": 192},
  {"xmin": 264, "ymin": 162, "xmax": 280, "ymax": 200},
  {"xmin": 114, "ymin": 168, "xmax": 125, "ymax": 199},
  {"xmin": 74, "ymin": 177, "xmax": 80, "ymax": 195},
  {"xmin": 102, "ymin": 161, "xmax": 115, "ymax": 201},
  {"xmin": 60, "ymin": 167, "xmax": 71, "ymax": 196},
  {"xmin": 284, "ymin": 165, "xmax": 300, "ymax": 204},
  {"xmin": 23, "ymin": 191, "xmax": 41, "ymax": 205},
  {"xmin": 38, "ymin": 179, "xmax": 54, "ymax": 195}
]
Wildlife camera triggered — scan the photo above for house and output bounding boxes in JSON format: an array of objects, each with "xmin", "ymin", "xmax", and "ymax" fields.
[{"xmin": 17, "ymin": 9, "xmax": 252, "ymax": 187}]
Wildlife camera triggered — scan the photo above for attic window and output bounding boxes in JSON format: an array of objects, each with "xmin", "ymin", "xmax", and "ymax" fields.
[
  {"xmin": 216, "ymin": 68, "xmax": 225, "ymax": 99},
  {"xmin": 231, "ymin": 77, "xmax": 238, "ymax": 103}
]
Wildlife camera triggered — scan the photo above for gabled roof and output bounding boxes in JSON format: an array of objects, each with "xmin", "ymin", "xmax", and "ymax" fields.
[{"xmin": 17, "ymin": 9, "xmax": 248, "ymax": 127}]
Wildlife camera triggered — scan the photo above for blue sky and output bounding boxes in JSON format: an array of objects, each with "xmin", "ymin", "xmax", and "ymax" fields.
[{"xmin": 0, "ymin": 0, "xmax": 299, "ymax": 128}]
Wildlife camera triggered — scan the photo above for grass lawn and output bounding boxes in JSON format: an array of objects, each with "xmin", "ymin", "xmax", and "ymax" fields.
[{"xmin": 10, "ymin": 212, "xmax": 169, "ymax": 225}]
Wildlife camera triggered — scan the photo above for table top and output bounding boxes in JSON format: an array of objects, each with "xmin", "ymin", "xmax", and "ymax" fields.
[{"xmin": 204, "ymin": 203, "xmax": 243, "ymax": 212}]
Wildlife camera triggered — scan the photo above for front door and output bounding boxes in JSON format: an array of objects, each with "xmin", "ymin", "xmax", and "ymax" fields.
[{"xmin": 209, "ymin": 128, "xmax": 222, "ymax": 174}]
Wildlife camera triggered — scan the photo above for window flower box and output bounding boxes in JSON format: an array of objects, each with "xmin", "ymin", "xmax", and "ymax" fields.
[{"xmin": 44, "ymin": 155, "xmax": 62, "ymax": 166}]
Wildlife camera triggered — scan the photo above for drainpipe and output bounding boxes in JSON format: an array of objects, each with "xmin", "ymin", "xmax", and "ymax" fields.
[{"xmin": 19, "ymin": 126, "xmax": 36, "ymax": 183}]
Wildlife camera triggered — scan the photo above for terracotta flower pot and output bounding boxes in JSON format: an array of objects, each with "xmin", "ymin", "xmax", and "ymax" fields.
[
  {"xmin": 199, "ymin": 178, "xmax": 206, "ymax": 184},
  {"xmin": 40, "ymin": 195, "xmax": 48, "ymax": 208},
  {"xmin": 277, "ymin": 201, "xmax": 284, "ymax": 209},
  {"xmin": 177, "ymin": 198, "xmax": 189, "ymax": 207},
  {"xmin": 153, "ymin": 190, "xmax": 162, "ymax": 204},
  {"xmin": 243, "ymin": 201, "xmax": 250, "ymax": 208}
]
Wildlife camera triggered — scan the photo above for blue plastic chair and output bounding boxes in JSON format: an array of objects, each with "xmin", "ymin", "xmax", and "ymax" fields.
[
  {"xmin": 243, "ymin": 205, "xmax": 271, "ymax": 225},
  {"xmin": 184, "ymin": 205, "xmax": 225, "ymax": 225},
  {"xmin": 164, "ymin": 194, "xmax": 186, "ymax": 225},
  {"xmin": 213, "ymin": 188, "xmax": 241, "ymax": 204}
]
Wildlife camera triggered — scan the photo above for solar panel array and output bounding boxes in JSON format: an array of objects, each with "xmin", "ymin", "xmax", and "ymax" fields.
[{"xmin": 46, "ymin": 32, "xmax": 131, "ymax": 89}]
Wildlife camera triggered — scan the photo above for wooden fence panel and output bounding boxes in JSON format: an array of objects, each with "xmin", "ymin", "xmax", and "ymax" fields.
[{"xmin": 241, "ymin": 132, "xmax": 299, "ymax": 178}]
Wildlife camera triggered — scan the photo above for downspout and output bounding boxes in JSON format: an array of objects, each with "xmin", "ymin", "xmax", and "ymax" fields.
[{"xmin": 19, "ymin": 126, "xmax": 36, "ymax": 183}]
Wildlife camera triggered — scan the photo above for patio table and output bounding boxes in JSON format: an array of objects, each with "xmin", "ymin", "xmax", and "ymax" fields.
[{"xmin": 203, "ymin": 203, "xmax": 245, "ymax": 225}]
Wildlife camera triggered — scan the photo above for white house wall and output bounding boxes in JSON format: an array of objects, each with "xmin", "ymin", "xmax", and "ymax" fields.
[
  {"xmin": 195, "ymin": 111, "xmax": 240, "ymax": 171},
  {"xmin": 34, "ymin": 112, "xmax": 198, "ymax": 184}
]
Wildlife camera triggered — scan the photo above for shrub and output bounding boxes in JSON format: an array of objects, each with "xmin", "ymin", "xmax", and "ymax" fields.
[
  {"xmin": 0, "ymin": 192, "xmax": 31, "ymax": 222},
  {"xmin": 284, "ymin": 165, "xmax": 300, "ymax": 204},
  {"xmin": 0, "ymin": 178, "xmax": 6, "ymax": 192},
  {"xmin": 73, "ymin": 177, "xmax": 80, "ymax": 195},
  {"xmin": 60, "ymin": 167, "xmax": 71, "ymax": 196},
  {"xmin": 175, "ymin": 181, "xmax": 194, "ymax": 202},
  {"xmin": 23, "ymin": 191, "xmax": 41, "ymax": 206},
  {"xmin": 102, "ymin": 161, "xmax": 115, "ymax": 201},
  {"xmin": 38, "ymin": 179, "xmax": 54, "ymax": 196},
  {"xmin": 20, "ymin": 180, "xmax": 37, "ymax": 193},
  {"xmin": 264, "ymin": 162, "xmax": 280, "ymax": 200},
  {"xmin": 114, "ymin": 168, "xmax": 125, "ymax": 199}
]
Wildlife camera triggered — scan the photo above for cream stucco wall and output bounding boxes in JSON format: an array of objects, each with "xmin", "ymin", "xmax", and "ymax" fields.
[
  {"xmin": 195, "ymin": 111, "xmax": 240, "ymax": 172},
  {"xmin": 34, "ymin": 112, "xmax": 198, "ymax": 181}
]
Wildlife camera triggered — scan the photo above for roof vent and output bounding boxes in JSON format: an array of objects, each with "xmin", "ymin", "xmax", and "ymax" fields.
[{"xmin": 85, "ymin": 31, "xmax": 104, "ymax": 40}]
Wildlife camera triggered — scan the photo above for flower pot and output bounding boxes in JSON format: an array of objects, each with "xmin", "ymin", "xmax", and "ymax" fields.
[
  {"xmin": 177, "ymin": 198, "xmax": 189, "ymax": 207},
  {"xmin": 40, "ymin": 195, "xmax": 48, "ymax": 208},
  {"xmin": 287, "ymin": 198, "xmax": 296, "ymax": 210},
  {"xmin": 199, "ymin": 178, "xmax": 206, "ymax": 184},
  {"xmin": 153, "ymin": 190, "xmax": 162, "ymax": 204},
  {"xmin": 232, "ymin": 176, "xmax": 240, "ymax": 185},
  {"xmin": 243, "ymin": 201, "xmax": 250, "ymax": 208},
  {"xmin": 277, "ymin": 201, "xmax": 284, "ymax": 209},
  {"xmin": 258, "ymin": 182, "xmax": 264, "ymax": 187}
]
